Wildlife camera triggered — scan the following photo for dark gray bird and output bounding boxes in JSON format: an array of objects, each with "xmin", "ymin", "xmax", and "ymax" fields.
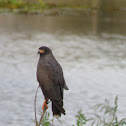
[{"xmin": 37, "ymin": 46, "xmax": 69, "ymax": 117}]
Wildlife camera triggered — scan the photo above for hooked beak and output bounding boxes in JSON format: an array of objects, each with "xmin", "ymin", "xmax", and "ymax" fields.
[{"xmin": 37, "ymin": 49, "xmax": 44, "ymax": 55}]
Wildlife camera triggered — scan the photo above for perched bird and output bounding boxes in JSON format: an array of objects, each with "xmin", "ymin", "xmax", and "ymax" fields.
[{"xmin": 37, "ymin": 46, "xmax": 69, "ymax": 117}]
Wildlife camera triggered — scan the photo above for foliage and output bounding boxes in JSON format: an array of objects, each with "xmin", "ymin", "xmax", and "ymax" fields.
[
  {"xmin": 0, "ymin": 0, "xmax": 98, "ymax": 14},
  {"xmin": 90, "ymin": 96, "xmax": 126, "ymax": 126},
  {"xmin": 0, "ymin": 0, "xmax": 47, "ymax": 14},
  {"xmin": 34, "ymin": 96, "xmax": 126, "ymax": 126},
  {"xmin": 39, "ymin": 111, "xmax": 51, "ymax": 126},
  {"xmin": 73, "ymin": 109, "xmax": 90, "ymax": 126},
  {"xmin": 35, "ymin": 111, "xmax": 51, "ymax": 126}
]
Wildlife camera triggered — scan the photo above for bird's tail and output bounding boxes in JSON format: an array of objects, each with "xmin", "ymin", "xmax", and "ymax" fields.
[{"xmin": 52, "ymin": 100, "xmax": 65, "ymax": 117}]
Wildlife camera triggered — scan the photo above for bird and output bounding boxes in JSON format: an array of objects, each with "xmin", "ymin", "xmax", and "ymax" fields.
[{"xmin": 36, "ymin": 46, "xmax": 69, "ymax": 117}]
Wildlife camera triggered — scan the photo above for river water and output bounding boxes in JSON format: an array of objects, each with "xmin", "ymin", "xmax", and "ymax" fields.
[{"xmin": 0, "ymin": 11, "xmax": 126, "ymax": 126}]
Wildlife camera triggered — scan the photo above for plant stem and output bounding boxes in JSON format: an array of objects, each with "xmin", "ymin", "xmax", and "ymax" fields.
[
  {"xmin": 34, "ymin": 86, "xmax": 40, "ymax": 126},
  {"xmin": 37, "ymin": 109, "xmax": 46, "ymax": 126}
]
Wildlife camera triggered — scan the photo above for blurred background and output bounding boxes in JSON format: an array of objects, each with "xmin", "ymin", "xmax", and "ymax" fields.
[{"xmin": 0, "ymin": 0, "xmax": 126, "ymax": 126}]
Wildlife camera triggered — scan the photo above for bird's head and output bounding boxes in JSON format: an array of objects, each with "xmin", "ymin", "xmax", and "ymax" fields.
[{"xmin": 38, "ymin": 46, "xmax": 52, "ymax": 56}]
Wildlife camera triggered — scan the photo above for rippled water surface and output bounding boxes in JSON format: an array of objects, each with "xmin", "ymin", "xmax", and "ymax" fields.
[{"xmin": 1, "ymin": 12, "xmax": 126, "ymax": 126}]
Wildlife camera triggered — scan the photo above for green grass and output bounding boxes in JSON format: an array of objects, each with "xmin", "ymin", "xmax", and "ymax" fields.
[{"xmin": 34, "ymin": 96, "xmax": 126, "ymax": 126}]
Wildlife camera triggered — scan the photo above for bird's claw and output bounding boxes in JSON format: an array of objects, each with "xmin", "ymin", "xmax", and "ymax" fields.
[{"xmin": 42, "ymin": 99, "xmax": 48, "ymax": 110}]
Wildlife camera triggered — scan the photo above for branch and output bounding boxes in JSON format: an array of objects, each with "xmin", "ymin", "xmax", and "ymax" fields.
[
  {"xmin": 34, "ymin": 85, "xmax": 47, "ymax": 126},
  {"xmin": 37, "ymin": 109, "xmax": 46, "ymax": 126},
  {"xmin": 34, "ymin": 85, "xmax": 40, "ymax": 126}
]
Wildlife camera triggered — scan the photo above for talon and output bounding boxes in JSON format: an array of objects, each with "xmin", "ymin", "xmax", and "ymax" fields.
[{"xmin": 42, "ymin": 99, "xmax": 48, "ymax": 110}]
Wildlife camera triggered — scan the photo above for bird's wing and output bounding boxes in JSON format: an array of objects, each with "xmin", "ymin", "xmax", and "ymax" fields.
[
  {"xmin": 47, "ymin": 60, "xmax": 69, "ymax": 90},
  {"xmin": 37, "ymin": 59, "xmax": 68, "ymax": 101},
  {"xmin": 44, "ymin": 60, "xmax": 67, "ymax": 114},
  {"xmin": 45, "ymin": 60, "xmax": 64, "ymax": 98}
]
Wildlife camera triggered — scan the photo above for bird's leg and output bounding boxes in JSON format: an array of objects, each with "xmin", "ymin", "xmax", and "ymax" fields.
[{"xmin": 42, "ymin": 99, "xmax": 48, "ymax": 110}]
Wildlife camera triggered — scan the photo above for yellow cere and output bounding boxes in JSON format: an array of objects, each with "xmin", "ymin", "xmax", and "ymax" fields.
[{"xmin": 39, "ymin": 49, "xmax": 45, "ymax": 53}]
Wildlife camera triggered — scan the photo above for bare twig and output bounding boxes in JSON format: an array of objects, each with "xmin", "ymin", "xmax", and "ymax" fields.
[
  {"xmin": 34, "ymin": 85, "xmax": 40, "ymax": 126},
  {"xmin": 56, "ymin": 118, "xmax": 63, "ymax": 126},
  {"xmin": 37, "ymin": 109, "xmax": 46, "ymax": 126},
  {"xmin": 34, "ymin": 85, "xmax": 48, "ymax": 126},
  {"xmin": 52, "ymin": 116, "xmax": 54, "ymax": 126},
  {"xmin": 34, "ymin": 85, "xmax": 47, "ymax": 126}
]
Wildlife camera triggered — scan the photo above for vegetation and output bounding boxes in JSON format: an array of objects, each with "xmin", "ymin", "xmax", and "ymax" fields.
[
  {"xmin": 34, "ymin": 96, "xmax": 126, "ymax": 126},
  {"xmin": 0, "ymin": 0, "xmax": 97, "ymax": 14},
  {"xmin": 0, "ymin": 0, "xmax": 47, "ymax": 14},
  {"xmin": 73, "ymin": 109, "xmax": 90, "ymax": 126},
  {"xmin": 0, "ymin": 0, "xmax": 121, "ymax": 14},
  {"xmin": 89, "ymin": 96, "xmax": 126, "ymax": 126},
  {"xmin": 38, "ymin": 111, "xmax": 51, "ymax": 126}
]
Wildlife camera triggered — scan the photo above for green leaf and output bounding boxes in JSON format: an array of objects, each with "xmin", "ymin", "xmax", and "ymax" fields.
[{"xmin": 115, "ymin": 96, "xmax": 118, "ymax": 106}]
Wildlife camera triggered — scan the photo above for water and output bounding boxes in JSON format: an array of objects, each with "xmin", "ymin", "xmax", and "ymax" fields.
[{"xmin": 1, "ymin": 11, "xmax": 126, "ymax": 126}]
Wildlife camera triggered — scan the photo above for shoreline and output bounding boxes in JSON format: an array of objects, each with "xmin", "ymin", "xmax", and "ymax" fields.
[{"xmin": 0, "ymin": 1, "xmax": 123, "ymax": 15}]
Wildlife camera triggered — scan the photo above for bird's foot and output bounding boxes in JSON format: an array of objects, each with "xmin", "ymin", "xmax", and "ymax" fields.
[{"xmin": 42, "ymin": 99, "xmax": 48, "ymax": 110}]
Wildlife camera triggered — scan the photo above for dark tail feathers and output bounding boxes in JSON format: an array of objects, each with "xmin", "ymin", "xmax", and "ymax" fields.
[{"xmin": 52, "ymin": 100, "xmax": 65, "ymax": 117}]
